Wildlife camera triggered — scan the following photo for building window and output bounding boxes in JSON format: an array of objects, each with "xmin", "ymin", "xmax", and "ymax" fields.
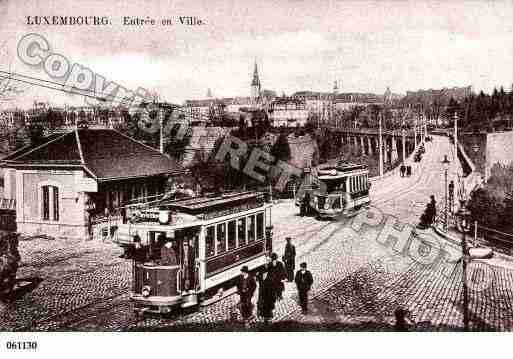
[
  {"xmin": 42, "ymin": 186, "xmax": 50, "ymax": 220},
  {"xmin": 41, "ymin": 185, "xmax": 59, "ymax": 221},
  {"xmin": 53, "ymin": 186, "xmax": 59, "ymax": 221}
]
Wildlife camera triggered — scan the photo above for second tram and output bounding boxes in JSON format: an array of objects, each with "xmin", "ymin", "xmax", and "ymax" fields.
[{"xmin": 296, "ymin": 161, "xmax": 371, "ymax": 218}]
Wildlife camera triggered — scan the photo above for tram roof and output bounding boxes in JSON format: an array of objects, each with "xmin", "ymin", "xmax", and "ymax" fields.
[
  {"xmin": 159, "ymin": 191, "xmax": 263, "ymax": 212},
  {"xmin": 318, "ymin": 161, "xmax": 368, "ymax": 173}
]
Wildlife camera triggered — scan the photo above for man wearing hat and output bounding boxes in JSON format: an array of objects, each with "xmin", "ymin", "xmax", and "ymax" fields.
[
  {"xmin": 236, "ymin": 265, "xmax": 256, "ymax": 326},
  {"xmin": 268, "ymin": 252, "xmax": 286, "ymax": 300},
  {"xmin": 282, "ymin": 237, "xmax": 296, "ymax": 282},
  {"xmin": 295, "ymin": 262, "xmax": 313, "ymax": 314}
]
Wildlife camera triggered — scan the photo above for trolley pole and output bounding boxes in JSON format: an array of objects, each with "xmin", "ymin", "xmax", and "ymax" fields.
[{"xmin": 379, "ymin": 112, "xmax": 383, "ymax": 177}]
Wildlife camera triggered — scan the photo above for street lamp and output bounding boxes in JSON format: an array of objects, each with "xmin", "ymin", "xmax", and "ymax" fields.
[
  {"xmin": 456, "ymin": 204, "xmax": 471, "ymax": 331},
  {"xmin": 442, "ymin": 155, "xmax": 451, "ymax": 231}
]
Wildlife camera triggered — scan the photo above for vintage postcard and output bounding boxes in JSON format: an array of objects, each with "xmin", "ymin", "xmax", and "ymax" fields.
[{"xmin": 0, "ymin": 0, "xmax": 513, "ymax": 352}]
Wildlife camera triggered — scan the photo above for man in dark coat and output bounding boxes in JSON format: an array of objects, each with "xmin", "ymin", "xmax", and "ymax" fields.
[
  {"xmin": 300, "ymin": 192, "xmax": 311, "ymax": 216},
  {"xmin": 127, "ymin": 233, "xmax": 147, "ymax": 263},
  {"xmin": 400, "ymin": 164, "xmax": 406, "ymax": 177},
  {"xmin": 428, "ymin": 195, "xmax": 437, "ymax": 225},
  {"xmin": 267, "ymin": 252, "xmax": 286, "ymax": 300},
  {"xmin": 295, "ymin": 262, "xmax": 313, "ymax": 314},
  {"xmin": 257, "ymin": 267, "xmax": 276, "ymax": 324},
  {"xmin": 236, "ymin": 266, "xmax": 256, "ymax": 326},
  {"xmin": 282, "ymin": 237, "xmax": 296, "ymax": 282}
]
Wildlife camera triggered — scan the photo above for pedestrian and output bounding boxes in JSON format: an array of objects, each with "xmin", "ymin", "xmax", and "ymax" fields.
[
  {"xmin": 257, "ymin": 267, "xmax": 276, "ymax": 324},
  {"xmin": 267, "ymin": 252, "xmax": 286, "ymax": 300},
  {"xmin": 400, "ymin": 164, "xmax": 406, "ymax": 177},
  {"xmin": 428, "ymin": 195, "xmax": 437, "ymax": 225},
  {"xmin": 282, "ymin": 237, "xmax": 296, "ymax": 282},
  {"xmin": 394, "ymin": 308, "xmax": 414, "ymax": 331},
  {"xmin": 237, "ymin": 266, "xmax": 256, "ymax": 327},
  {"xmin": 294, "ymin": 262, "xmax": 313, "ymax": 314},
  {"xmin": 128, "ymin": 233, "xmax": 147, "ymax": 263},
  {"xmin": 406, "ymin": 165, "xmax": 412, "ymax": 177},
  {"xmin": 300, "ymin": 192, "xmax": 310, "ymax": 216}
]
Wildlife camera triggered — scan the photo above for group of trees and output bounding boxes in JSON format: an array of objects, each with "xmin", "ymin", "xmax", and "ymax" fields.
[
  {"xmin": 442, "ymin": 87, "xmax": 513, "ymax": 132},
  {"xmin": 466, "ymin": 163, "xmax": 513, "ymax": 234}
]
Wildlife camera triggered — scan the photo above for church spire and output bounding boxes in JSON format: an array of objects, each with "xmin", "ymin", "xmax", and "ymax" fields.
[{"xmin": 251, "ymin": 61, "xmax": 261, "ymax": 87}]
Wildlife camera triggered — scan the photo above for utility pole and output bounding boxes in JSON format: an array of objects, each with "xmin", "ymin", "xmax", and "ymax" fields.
[
  {"xmin": 454, "ymin": 112, "xmax": 458, "ymax": 163},
  {"xmin": 414, "ymin": 112, "xmax": 418, "ymax": 150},
  {"xmin": 402, "ymin": 120, "xmax": 406, "ymax": 164},
  {"xmin": 159, "ymin": 108, "xmax": 164, "ymax": 154},
  {"xmin": 379, "ymin": 112, "xmax": 384, "ymax": 177}
]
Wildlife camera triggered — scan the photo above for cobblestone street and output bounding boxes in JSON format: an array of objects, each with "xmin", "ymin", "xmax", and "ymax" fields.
[{"xmin": 3, "ymin": 136, "xmax": 513, "ymax": 331}]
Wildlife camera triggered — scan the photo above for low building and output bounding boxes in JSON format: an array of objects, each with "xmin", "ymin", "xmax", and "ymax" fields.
[{"xmin": 1, "ymin": 128, "xmax": 183, "ymax": 240}]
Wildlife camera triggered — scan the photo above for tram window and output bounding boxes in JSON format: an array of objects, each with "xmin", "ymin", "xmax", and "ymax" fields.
[
  {"xmin": 217, "ymin": 222, "xmax": 226, "ymax": 254},
  {"xmin": 228, "ymin": 220, "xmax": 236, "ymax": 250},
  {"xmin": 238, "ymin": 218, "xmax": 246, "ymax": 247},
  {"xmin": 256, "ymin": 213, "xmax": 264, "ymax": 239},
  {"xmin": 206, "ymin": 226, "xmax": 215, "ymax": 258},
  {"xmin": 247, "ymin": 215, "xmax": 255, "ymax": 243}
]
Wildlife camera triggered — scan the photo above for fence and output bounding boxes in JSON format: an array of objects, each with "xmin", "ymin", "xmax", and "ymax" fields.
[{"xmin": 474, "ymin": 223, "xmax": 513, "ymax": 255}]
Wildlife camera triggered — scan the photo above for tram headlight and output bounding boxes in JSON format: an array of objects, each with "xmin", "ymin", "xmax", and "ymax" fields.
[{"xmin": 141, "ymin": 285, "xmax": 151, "ymax": 298}]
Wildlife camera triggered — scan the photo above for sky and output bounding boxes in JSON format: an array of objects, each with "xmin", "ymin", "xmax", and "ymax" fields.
[{"xmin": 0, "ymin": 0, "xmax": 512, "ymax": 108}]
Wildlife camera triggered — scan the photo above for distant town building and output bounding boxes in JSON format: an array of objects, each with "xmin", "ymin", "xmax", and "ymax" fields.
[
  {"xmin": 183, "ymin": 61, "xmax": 276, "ymax": 126},
  {"xmin": 269, "ymin": 97, "xmax": 308, "ymax": 127}
]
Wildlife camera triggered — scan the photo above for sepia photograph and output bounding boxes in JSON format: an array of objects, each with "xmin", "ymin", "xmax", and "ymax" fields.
[{"xmin": 0, "ymin": 0, "xmax": 513, "ymax": 353}]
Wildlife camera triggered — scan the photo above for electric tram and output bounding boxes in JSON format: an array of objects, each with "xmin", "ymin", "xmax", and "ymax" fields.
[
  {"xmin": 296, "ymin": 161, "xmax": 371, "ymax": 218},
  {"xmin": 115, "ymin": 191, "xmax": 273, "ymax": 314}
]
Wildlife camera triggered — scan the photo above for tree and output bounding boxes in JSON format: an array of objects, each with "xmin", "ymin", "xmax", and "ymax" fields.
[
  {"xmin": 271, "ymin": 133, "xmax": 291, "ymax": 162},
  {"xmin": 0, "ymin": 232, "xmax": 20, "ymax": 301}
]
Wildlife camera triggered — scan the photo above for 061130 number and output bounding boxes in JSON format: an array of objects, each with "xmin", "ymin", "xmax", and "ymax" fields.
[{"xmin": 6, "ymin": 341, "xmax": 37, "ymax": 350}]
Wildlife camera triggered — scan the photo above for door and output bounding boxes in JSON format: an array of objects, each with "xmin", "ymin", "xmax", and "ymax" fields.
[{"xmin": 176, "ymin": 227, "xmax": 200, "ymax": 292}]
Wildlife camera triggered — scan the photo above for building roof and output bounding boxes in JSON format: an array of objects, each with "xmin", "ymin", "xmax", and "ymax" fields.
[{"xmin": 1, "ymin": 129, "xmax": 183, "ymax": 182}]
